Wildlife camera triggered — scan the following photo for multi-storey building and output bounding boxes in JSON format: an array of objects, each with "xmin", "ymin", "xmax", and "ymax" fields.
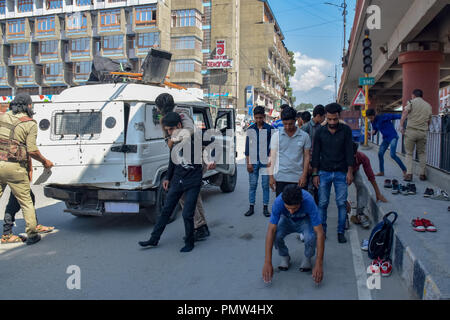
[{"xmin": 0, "ymin": 0, "xmax": 290, "ymax": 116}]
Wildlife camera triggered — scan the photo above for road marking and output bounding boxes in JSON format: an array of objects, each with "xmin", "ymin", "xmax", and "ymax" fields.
[{"xmin": 348, "ymin": 227, "xmax": 372, "ymax": 300}]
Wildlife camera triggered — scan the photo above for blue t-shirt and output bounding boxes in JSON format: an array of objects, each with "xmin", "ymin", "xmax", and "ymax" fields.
[
  {"xmin": 269, "ymin": 190, "xmax": 322, "ymax": 227},
  {"xmin": 272, "ymin": 119, "xmax": 284, "ymax": 129},
  {"xmin": 371, "ymin": 114, "xmax": 401, "ymax": 143}
]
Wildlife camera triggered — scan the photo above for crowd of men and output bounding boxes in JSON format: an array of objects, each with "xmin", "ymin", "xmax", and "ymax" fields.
[{"xmin": 0, "ymin": 89, "xmax": 433, "ymax": 287}]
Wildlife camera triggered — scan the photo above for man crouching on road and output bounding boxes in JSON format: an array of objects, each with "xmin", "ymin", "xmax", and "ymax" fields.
[{"xmin": 262, "ymin": 185, "xmax": 325, "ymax": 284}]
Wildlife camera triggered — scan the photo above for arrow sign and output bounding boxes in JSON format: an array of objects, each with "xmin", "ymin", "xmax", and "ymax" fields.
[{"xmin": 352, "ymin": 88, "xmax": 367, "ymax": 106}]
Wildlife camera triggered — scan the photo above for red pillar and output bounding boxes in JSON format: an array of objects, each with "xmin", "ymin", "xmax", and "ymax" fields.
[{"xmin": 398, "ymin": 51, "xmax": 443, "ymax": 115}]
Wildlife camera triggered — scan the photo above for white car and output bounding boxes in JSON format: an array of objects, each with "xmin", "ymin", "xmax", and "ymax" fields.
[{"xmin": 32, "ymin": 83, "xmax": 237, "ymax": 223}]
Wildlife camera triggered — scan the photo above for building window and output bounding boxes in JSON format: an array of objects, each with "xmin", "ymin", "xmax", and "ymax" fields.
[
  {"xmin": 36, "ymin": 16, "xmax": 56, "ymax": 34},
  {"xmin": 40, "ymin": 40, "xmax": 58, "ymax": 56},
  {"xmin": 18, "ymin": 0, "xmax": 33, "ymax": 13},
  {"xmin": 171, "ymin": 37, "xmax": 201, "ymax": 50},
  {"xmin": 16, "ymin": 65, "xmax": 33, "ymax": 82},
  {"xmin": 173, "ymin": 60, "xmax": 200, "ymax": 73},
  {"xmin": 7, "ymin": 19, "xmax": 25, "ymax": 35},
  {"xmin": 171, "ymin": 9, "xmax": 202, "ymax": 28},
  {"xmin": 136, "ymin": 33, "xmax": 159, "ymax": 49},
  {"xmin": 0, "ymin": 67, "xmax": 7, "ymax": 83},
  {"xmin": 44, "ymin": 63, "xmax": 63, "ymax": 81},
  {"xmin": 0, "ymin": 1, "xmax": 5, "ymax": 15},
  {"xmin": 102, "ymin": 35, "xmax": 123, "ymax": 52},
  {"xmin": 74, "ymin": 61, "xmax": 92, "ymax": 81},
  {"xmin": 67, "ymin": 12, "xmax": 88, "ymax": 30},
  {"xmin": 100, "ymin": 9, "xmax": 121, "ymax": 28},
  {"xmin": 135, "ymin": 5, "xmax": 157, "ymax": 27},
  {"xmin": 76, "ymin": 0, "xmax": 93, "ymax": 6},
  {"xmin": 11, "ymin": 43, "xmax": 29, "ymax": 57},
  {"xmin": 71, "ymin": 38, "xmax": 90, "ymax": 54},
  {"xmin": 46, "ymin": 0, "xmax": 63, "ymax": 9}
]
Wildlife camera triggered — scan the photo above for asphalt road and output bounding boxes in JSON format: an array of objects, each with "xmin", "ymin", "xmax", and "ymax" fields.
[{"xmin": 0, "ymin": 133, "xmax": 415, "ymax": 300}]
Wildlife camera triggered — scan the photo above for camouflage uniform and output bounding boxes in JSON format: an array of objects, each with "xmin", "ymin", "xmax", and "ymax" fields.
[{"xmin": 0, "ymin": 111, "xmax": 39, "ymax": 238}]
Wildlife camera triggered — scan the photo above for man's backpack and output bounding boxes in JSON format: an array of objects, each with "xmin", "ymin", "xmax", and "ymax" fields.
[{"xmin": 368, "ymin": 211, "xmax": 398, "ymax": 260}]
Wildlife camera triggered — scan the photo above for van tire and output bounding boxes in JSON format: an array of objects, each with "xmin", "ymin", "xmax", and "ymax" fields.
[
  {"xmin": 145, "ymin": 178, "xmax": 180, "ymax": 224},
  {"xmin": 220, "ymin": 166, "xmax": 237, "ymax": 193}
]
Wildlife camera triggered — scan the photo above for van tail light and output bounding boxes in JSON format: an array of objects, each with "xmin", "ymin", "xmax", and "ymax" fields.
[{"xmin": 128, "ymin": 166, "xmax": 142, "ymax": 182}]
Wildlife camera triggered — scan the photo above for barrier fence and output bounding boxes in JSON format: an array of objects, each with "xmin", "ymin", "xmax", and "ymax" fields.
[{"xmin": 367, "ymin": 115, "xmax": 450, "ymax": 173}]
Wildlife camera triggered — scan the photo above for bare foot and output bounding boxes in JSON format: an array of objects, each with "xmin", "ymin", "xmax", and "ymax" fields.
[{"xmin": 375, "ymin": 172, "xmax": 384, "ymax": 177}]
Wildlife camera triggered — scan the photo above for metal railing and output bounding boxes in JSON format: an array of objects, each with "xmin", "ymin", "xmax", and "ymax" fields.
[{"xmin": 368, "ymin": 115, "xmax": 450, "ymax": 173}]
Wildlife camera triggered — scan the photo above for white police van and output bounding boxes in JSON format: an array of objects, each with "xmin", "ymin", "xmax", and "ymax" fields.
[{"xmin": 31, "ymin": 83, "xmax": 237, "ymax": 223}]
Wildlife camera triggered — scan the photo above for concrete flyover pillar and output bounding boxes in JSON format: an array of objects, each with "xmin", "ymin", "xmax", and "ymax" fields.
[{"xmin": 398, "ymin": 50, "xmax": 444, "ymax": 115}]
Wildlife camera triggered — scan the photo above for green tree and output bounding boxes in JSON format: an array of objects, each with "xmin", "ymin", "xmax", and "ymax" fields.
[
  {"xmin": 286, "ymin": 51, "xmax": 296, "ymax": 105},
  {"xmin": 296, "ymin": 103, "xmax": 314, "ymax": 111}
]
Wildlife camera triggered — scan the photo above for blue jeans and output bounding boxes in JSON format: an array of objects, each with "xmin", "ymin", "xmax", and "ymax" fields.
[
  {"xmin": 248, "ymin": 163, "xmax": 270, "ymax": 205},
  {"xmin": 318, "ymin": 171, "xmax": 348, "ymax": 235},
  {"xmin": 378, "ymin": 137, "xmax": 406, "ymax": 173},
  {"xmin": 275, "ymin": 215, "xmax": 316, "ymax": 258}
]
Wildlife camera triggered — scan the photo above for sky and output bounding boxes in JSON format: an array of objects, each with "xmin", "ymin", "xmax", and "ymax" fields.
[{"xmin": 268, "ymin": 0, "xmax": 357, "ymax": 106}]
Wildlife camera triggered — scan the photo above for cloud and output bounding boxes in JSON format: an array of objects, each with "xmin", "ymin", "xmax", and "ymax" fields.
[
  {"xmin": 290, "ymin": 52, "xmax": 334, "ymax": 92},
  {"xmin": 323, "ymin": 84, "xmax": 335, "ymax": 92}
]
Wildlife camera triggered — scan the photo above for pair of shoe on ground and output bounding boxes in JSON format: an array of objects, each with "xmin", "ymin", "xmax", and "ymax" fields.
[
  {"xmin": 370, "ymin": 257, "xmax": 392, "ymax": 277},
  {"xmin": 411, "ymin": 217, "xmax": 437, "ymax": 232},
  {"xmin": 278, "ymin": 256, "xmax": 312, "ymax": 272},
  {"xmin": 245, "ymin": 205, "xmax": 270, "ymax": 217},
  {"xmin": 388, "ymin": 180, "xmax": 417, "ymax": 195}
]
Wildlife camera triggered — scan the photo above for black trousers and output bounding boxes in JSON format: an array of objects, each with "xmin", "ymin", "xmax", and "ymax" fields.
[
  {"xmin": 151, "ymin": 180, "xmax": 201, "ymax": 246},
  {"xmin": 3, "ymin": 190, "xmax": 36, "ymax": 235}
]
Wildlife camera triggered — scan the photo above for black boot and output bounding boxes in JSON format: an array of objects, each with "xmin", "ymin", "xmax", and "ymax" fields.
[
  {"xmin": 194, "ymin": 225, "xmax": 210, "ymax": 241},
  {"xmin": 180, "ymin": 241, "xmax": 194, "ymax": 252},
  {"xmin": 138, "ymin": 237, "xmax": 158, "ymax": 247},
  {"xmin": 244, "ymin": 205, "xmax": 254, "ymax": 217},
  {"xmin": 26, "ymin": 234, "xmax": 41, "ymax": 246},
  {"xmin": 263, "ymin": 205, "xmax": 271, "ymax": 217}
]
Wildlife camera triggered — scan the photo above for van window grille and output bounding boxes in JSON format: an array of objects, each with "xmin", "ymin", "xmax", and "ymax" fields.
[{"xmin": 53, "ymin": 111, "xmax": 102, "ymax": 135}]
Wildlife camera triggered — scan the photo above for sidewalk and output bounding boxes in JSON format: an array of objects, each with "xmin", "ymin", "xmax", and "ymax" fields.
[{"xmin": 358, "ymin": 144, "xmax": 450, "ymax": 300}]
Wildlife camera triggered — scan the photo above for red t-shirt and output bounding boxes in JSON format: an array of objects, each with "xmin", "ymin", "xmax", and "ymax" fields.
[{"xmin": 353, "ymin": 151, "xmax": 375, "ymax": 182}]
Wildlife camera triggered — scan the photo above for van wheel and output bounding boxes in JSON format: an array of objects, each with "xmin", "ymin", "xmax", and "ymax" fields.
[
  {"xmin": 220, "ymin": 166, "xmax": 237, "ymax": 193},
  {"xmin": 145, "ymin": 179, "xmax": 180, "ymax": 224}
]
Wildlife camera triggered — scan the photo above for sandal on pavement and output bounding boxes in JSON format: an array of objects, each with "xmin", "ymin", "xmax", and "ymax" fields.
[
  {"xmin": 36, "ymin": 225, "xmax": 54, "ymax": 234},
  {"xmin": 421, "ymin": 219, "xmax": 437, "ymax": 232},
  {"xmin": 1, "ymin": 234, "xmax": 25, "ymax": 244},
  {"xmin": 411, "ymin": 218, "xmax": 426, "ymax": 232}
]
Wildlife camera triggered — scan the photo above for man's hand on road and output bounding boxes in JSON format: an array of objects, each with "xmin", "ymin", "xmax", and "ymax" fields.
[
  {"xmin": 207, "ymin": 162, "xmax": 216, "ymax": 171},
  {"xmin": 162, "ymin": 180, "xmax": 169, "ymax": 191},
  {"xmin": 312, "ymin": 264, "xmax": 323, "ymax": 284},
  {"xmin": 262, "ymin": 262, "xmax": 273, "ymax": 284},
  {"xmin": 43, "ymin": 160, "xmax": 54, "ymax": 169},
  {"xmin": 247, "ymin": 164, "xmax": 254, "ymax": 173},
  {"xmin": 269, "ymin": 176, "xmax": 276, "ymax": 192}
]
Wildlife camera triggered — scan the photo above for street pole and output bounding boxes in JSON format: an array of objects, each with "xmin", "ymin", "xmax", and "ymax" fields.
[
  {"xmin": 334, "ymin": 64, "xmax": 338, "ymax": 102},
  {"xmin": 364, "ymin": 73, "xmax": 369, "ymax": 146}
]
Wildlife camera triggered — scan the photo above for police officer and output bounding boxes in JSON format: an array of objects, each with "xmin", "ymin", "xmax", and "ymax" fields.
[{"xmin": 0, "ymin": 93, "xmax": 53, "ymax": 245}]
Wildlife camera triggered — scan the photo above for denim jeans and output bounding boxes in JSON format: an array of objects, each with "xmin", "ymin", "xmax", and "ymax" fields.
[
  {"xmin": 3, "ymin": 190, "xmax": 36, "ymax": 236},
  {"xmin": 274, "ymin": 215, "xmax": 316, "ymax": 258},
  {"xmin": 151, "ymin": 180, "xmax": 201, "ymax": 246},
  {"xmin": 318, "ymin": 171, "xmax": 348, "ymax": 234},
  {"xmin": 248, "ymin": 163, "xmax": 270, "ymax": 205},
  {"xmin": 378, "ymin": 137, "xmax": 406, "ymax": 173}
]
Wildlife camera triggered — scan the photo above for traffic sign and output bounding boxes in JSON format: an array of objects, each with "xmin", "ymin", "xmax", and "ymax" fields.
[
  {"xmin": 352, "ymin": 88, "xmax": 366, "ymax": 106},
  {"xmin": 359, "ymin": 77, "xmax": 375, "ymax": 86}
]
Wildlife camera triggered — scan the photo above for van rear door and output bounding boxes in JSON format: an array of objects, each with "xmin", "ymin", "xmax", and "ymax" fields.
[{"xmin": 32, "ymin": 101, "xmax": 127, "ymax": 186}]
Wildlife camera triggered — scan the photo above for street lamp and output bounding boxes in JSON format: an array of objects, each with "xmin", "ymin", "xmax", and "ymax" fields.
[
  {"xmin": 324, "ymin": 1, "xmax": 348, "ymax": 62},
  {"xmin": 327, "ymin": 64, "xmax": 338, "ymax": 102}
]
